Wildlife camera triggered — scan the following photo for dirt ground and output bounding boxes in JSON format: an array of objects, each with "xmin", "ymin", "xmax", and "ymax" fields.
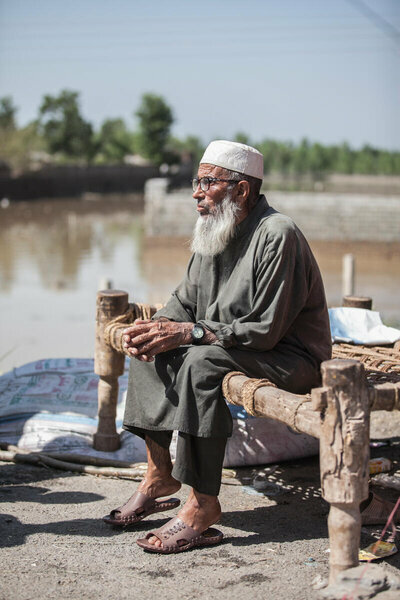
[{"xmin": 1, "ymin": 412, "xmax": 400, "ymax": 600}]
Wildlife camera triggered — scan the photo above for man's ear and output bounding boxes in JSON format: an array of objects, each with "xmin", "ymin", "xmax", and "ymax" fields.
[{"xmin": 235, "ymin": 180, "xmax": 250, "ymax": 206}]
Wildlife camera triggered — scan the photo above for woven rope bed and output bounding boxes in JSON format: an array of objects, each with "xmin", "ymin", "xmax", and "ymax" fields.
[
  {"xmin": 332, "ymin": 342, "xmax": 400, "ymax": 384},
  {"xmin": 94, "ymin": 291, "xmax": 400, "ymax": 585}
]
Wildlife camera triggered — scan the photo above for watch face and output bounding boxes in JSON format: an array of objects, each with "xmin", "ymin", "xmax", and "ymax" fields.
[{"xmin": 193, "ymin": 325, "xmax": 204, "ymax": 339}]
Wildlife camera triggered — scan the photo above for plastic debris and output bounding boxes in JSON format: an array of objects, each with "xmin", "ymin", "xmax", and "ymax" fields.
[
  {"xmin": 252, "ymin": 467, "xmax": 283, "ymax": 495},
  {"xmin": 370, "ymin": 440, "xmax": 391, "ymax": 448},
  {"xmin": 370, "ymin": 473, "xmax": 400, "ymax": 492},
  {"xmin": 242, "ymin": 485, "xmax": 265, "ymax": 497},
  {"xmin": 359, "ymin": 540, "xmax": 398, "ymax": 562},
  {"xmin": 369, "ymin": 457, "xmax": 393, "ymax": 474},
  {"xmin": 311, "ymin": 574, "xmax": 328, "ymax": 590},
  {"xmin": 252, "ymin": 477, "xmax": 285, "ymax": 496}
]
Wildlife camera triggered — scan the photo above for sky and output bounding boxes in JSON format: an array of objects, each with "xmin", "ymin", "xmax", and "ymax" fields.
[{"xmin": 0, "ymin": 0, "xmax": 399, "ymax": 150}]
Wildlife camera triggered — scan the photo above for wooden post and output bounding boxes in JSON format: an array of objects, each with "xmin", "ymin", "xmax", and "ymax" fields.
[
  {"xmin": 319, "ymin": 359, "xmax": 370, "ymax": 584},
  {"xmin": 342, "ymin": 296, "xmax": 372, "ymax": 310},
  {"xmin": 342, "ymin": 253, "xmax": 355, "ymax": 297},
  {"xmin": 93, "ymin": 290, "xmax": 128, "ymax": 451},
  {"xmin": 98, "ymin": 277, "xmax": 113, "ymax": 291}
]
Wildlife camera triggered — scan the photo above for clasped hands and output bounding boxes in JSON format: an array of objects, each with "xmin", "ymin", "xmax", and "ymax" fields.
[{"xmin": 122, "ymin": 319, "xmax": 193, "ymax": 362}]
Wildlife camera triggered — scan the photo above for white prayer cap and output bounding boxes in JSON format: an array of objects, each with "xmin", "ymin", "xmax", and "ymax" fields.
[{"xmin": 200, "ymin": 140, "xmax": 264, "ymax": 180}]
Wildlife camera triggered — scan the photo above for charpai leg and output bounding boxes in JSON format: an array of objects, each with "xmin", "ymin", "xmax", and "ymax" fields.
[
  {"xmin": 319, "ymin": 359, "xmax": 370, "ymax": 584},
  {"xmin": 93, "ymin": 290, "xmax": 128, "ymax": 451}
]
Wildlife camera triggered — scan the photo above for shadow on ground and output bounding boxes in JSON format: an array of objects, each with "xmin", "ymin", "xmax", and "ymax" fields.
[{"xmin": 1, "ymin": 438, "xmax": 399, "ymax": 572}]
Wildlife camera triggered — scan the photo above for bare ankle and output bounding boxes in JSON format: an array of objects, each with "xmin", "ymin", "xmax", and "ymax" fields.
[
  {"xmin": 190, "ymin": 490, "xmax": 220, "ymax": 509},
  {"xmin": 178, "ymin": 490, "xmax": 221, "ymax": 530},
  {"xmin": 138, "ymin": 475, "xmax": 181, "ymax": 499}
]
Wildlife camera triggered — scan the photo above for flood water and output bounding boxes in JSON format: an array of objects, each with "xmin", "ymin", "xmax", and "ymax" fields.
[{"xmin": 1, "ymin": 196, "xmax": 399, "ymax": 375}]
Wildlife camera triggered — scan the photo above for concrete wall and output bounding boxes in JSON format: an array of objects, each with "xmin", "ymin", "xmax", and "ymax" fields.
[
  {"xmin": 145, "ymin": 180, "xmax": 400, "ymax": 242},
  {"xmin": 262, "ymin": 173, "xmax": 400, "ymax": 195}
]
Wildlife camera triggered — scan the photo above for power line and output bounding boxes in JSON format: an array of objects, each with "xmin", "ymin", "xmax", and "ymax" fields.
[
  {"xmin": 0, "ymin": 32, "xmax": 389, "ymax": 51},
  {"xmin": 2, "ymin": 12, "xmax": 399, "ymax": 33},
  {"xmin": 0, "ymin": 26, "xmax": 390, "ymax": 43},
  {"xmin": 3, "ymin": 13, "xmax": 398, "ymax": 27},
  {"xmin": 0, "ymin": 45, "xmax": 392, "ymax": 66},
  {"xmin": 346, "ymin": 0, "xmax": 400, "ymax": 47}
]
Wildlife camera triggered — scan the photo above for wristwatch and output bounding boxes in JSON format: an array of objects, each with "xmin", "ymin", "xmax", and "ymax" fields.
[{"xmin": 191, "ymin": 324, "xmax": 205, "ymax": 345}]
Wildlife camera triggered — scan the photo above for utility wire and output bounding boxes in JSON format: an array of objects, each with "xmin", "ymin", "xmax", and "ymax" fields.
[
  {"xmin": 346, "ymin": 0, "xmax": 400, "ymax": 47},
  {"xmin": 1, "ymin": 45, "xmax": 391, "ymax": 66}
]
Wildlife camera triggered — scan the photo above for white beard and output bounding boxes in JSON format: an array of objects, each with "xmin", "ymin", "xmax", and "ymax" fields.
[{"xmin": 190, "ymin": 192, "xmax": 240, "ymax": 257}]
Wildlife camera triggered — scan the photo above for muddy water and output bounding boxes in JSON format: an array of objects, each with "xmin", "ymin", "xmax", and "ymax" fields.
[{"xmin": 0, "ymin": 197, "xmax": 399, "ymax": 374}]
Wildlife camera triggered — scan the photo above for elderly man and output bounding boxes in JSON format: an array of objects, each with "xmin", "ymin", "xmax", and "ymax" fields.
[{"xmin": 103, "ymin": 140, "xmax": 332, "ymax": 553}]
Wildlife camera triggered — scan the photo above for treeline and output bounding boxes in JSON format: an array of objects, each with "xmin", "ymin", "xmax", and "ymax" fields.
[
  {"xmin": 254, "ymin": 138, "xmax": 400, "ymax": 178},
  {"xmin": 1, "ymin": 90, "xmax": 399, "ymax": 176}
]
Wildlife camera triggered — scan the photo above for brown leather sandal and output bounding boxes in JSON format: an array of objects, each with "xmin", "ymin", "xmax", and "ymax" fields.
[
  {"xmin": 361, "ymin": 492, "xmax": 400, "ymax": 525},
  {"xmin": 103, "ymin": 491, "xmax": 180, "ymax": 526},
  {"xmin": 136, "ymin": 516, "xmax": 223, "ymax": 553}
]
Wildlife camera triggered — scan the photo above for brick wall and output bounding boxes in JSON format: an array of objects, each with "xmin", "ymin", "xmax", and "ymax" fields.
[{"xmin": 145, "ymin": 180, "xmax": 400, "ymax": 242}]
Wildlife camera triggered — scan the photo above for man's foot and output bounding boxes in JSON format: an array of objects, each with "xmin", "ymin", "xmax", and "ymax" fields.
[
  {"xmin": 136, "ymin": 434, "xmax": 181, "ymax": 500},
  {"xmin": 136, "ymin": 517, "xmax": 223, "ymax": 554},
  {"xmin": 103, "ymin": 475, "xmax": 181, "ymax": 526},
  {"xmin": 137, "ymin": 474, "xmax": 181, "ymax": 500},
  {"xmin": 146, "ymin": 488, "xmax": 221, "ymax": 548},
  {"xmin": 104, "ymin": 434, "xmax": 182, "ymax": 527}
]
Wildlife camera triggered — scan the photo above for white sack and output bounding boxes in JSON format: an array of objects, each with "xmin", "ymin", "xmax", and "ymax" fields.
[
  {"xmin": 0, "ymin": 358, "xmax": 319, "ymax": 467},
  {"xmin": 329, "ymin": 307, "xmax": 400, "ymax": 345},
  {"xmin": 0, "ymin": 358, "xmax": 147, "ymax": 462}
]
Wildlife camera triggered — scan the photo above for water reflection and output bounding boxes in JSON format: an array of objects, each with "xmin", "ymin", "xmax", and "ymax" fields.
[
  {"xmin": 0, "ymin": 196, "xmax": 399, "ymax": 374},
  {"xmin": 0, "ymin": 197, "xmax": 143, "ymax": 291},
  {"xmin": 310, "ymin": 240, "xmax": 400, "ymax": 323}
]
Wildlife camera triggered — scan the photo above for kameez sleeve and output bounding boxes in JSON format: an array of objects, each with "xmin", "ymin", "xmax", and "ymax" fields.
[{"xmin": 197, "ymin": 226, "xmax": 312, "ymax": 351}]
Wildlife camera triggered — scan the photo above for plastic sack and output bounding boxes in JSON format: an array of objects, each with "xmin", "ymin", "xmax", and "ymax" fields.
[
  {"xmin": 0, "ymin": 358, "xmax": 319, "ymax": 467},
  {"xmin": 170, "ymin": 404, "xmax": 319, "ymax": 468},
  {"xmin": 0, "ymin": 358, "xmax": 146, "ymax": 462},
  {"xmin": 329, "ymin": 307, "xmax": 400, "ymax": 345}
]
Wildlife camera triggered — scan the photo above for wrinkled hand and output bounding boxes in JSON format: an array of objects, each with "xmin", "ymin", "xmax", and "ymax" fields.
[{"xmin": 122, "ymin": 319, "xmax": 193, "ymax": 362}]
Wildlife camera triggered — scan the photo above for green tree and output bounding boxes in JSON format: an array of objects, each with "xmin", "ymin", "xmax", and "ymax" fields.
[
  {"xmin": 334, "ymin": 142, "xmax": 354, "ymax": 174},
  {"xmin": 182, "ymin": 135, "xmax": 204, "ymax": 167},
  {"xmin": 376, "ymin": 151, "xmax": 394, "ymax": 175},
  {"xmin": 324, "ymin": 145, "xmax": 338, "ymax": 174},
  {"xmin": 169, "ymin": 135, "xmax": 205, "ymax": 171},
  {"xmin": 275, "ymin": 141, "xmax": 294, "ymax": 174},
  {"xmin": 292, "ymin": 138, "xmax": 310, "ymax": 175},
  {"xmin": 0, "ymin": 121, "xmax": 46, "ymax": 172},
  {"xmin": 255, "ymin": 139, "xmax": 278, "ymax": 174},
  {"xmin": 96, "ymin": 118, "xmax": 135, "ymax": 162},
  {"xmin": 135, "ymin": 93, "xmax": 174, "ymax": 165},
  {"xmin": 308, "ymin": 142, "xmax": 329, "ymax": 178},
  {"xmin": 392, "ymin": 152, "xmax": 400, "ymax": 175},
  {"xmin": 353, "ymin": 145, "xmax": 378, "ymax": 174},
  {"xmin": 0, "ymin": 96, "xmax": 17, "ymax": 130},
  {"xmin": 234, "ymin": 132, "xmax": 250, "ymax": 145},
  {"xmin": 38, "ymin": 90, "xmax": 93, "ymax": 161}
]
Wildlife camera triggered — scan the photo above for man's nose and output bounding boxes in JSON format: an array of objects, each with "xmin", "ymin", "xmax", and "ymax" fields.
[{"xmin": 192, "ymin": 184, "xmax": 204, "ymax": 200}]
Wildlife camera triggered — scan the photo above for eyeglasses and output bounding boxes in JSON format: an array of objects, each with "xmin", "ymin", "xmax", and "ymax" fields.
[{"xmin": 191, "ymin": 177, "xmax": 240, "ymax": 192}]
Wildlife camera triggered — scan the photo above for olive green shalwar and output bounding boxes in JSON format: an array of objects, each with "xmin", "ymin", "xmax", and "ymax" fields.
[{"xmin": 123, "ymin": 196, "xmax": 331, "ymax": 495}]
